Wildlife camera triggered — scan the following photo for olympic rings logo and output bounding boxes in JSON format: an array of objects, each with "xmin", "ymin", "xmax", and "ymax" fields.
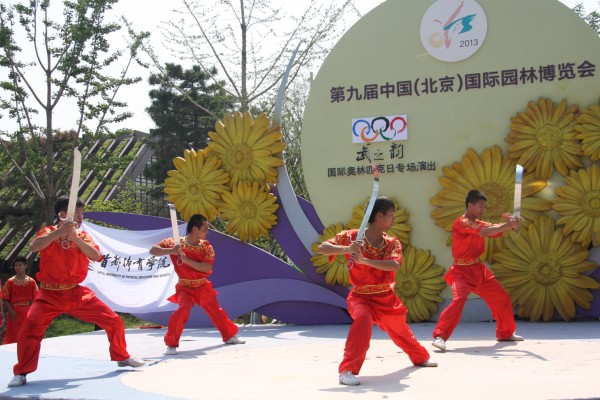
[{"xmin": 352, "ymin": 115, "xmax": 408, "ymax": 143}]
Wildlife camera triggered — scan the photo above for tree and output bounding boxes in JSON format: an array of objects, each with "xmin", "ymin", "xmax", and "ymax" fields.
[
  {"xmin": 141, "ymin": 0, "xmax": 356, "ymax": 113},
  {"xmin": 0, "ymin": 0, "xmax": 146, "ymax": 226},
  {"xmin": 144, "ymin": 63, "xmax": 235, "ymax": 183},
  {"xmin": 573, "ymin": 2, "xmax": 600, "ymax": 35}
]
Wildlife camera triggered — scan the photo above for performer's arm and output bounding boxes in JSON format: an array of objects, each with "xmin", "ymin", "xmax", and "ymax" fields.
[
  {"xmin": 354, "ymin": 253, "xmax": 400, "ymax": 272},
  {"xmin": 149, "ymin": 244, "xmax": 179, "ymax": 257},
  {"xmin": 4, "ymin": 300, "xmax": 16, "ymax": 321},
  {"xmin": 479, "ymin": 218, "xmax": 519, "ymax": 237},
  {"xmin": 179, "ymin": 253, "xmax": 212, "ymax": 273},
  {"xmin": 71, "ymin": 232, "xmax": 102, "ymax": 262},
  {"xmin": 317, "ymin": 241, "xmax": 352, "ymax": 256},
  {"xmin": 30, "ymin": 223, "xmax": 72, "ymax": 252}
]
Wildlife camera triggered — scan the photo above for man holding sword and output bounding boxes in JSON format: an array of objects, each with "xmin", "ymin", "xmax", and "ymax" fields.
[
  {"xmin": 8, "ymin": 196, "xmax": 145, "ymax": 388},
  {"xmin": 149, "ymin": 212, "xmax": 244, "ymax": 356},
  {"xmin": 317, "ymin": 196, "xmax": 437, "ymax": 386}
]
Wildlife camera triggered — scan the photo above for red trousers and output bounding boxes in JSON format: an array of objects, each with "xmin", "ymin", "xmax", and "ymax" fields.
[
  {"xmin": 339, "ymin": 291, "xmax": 430, "ymax": 375},
  {"xmin": 13, "ymin": 286, "xmax": 130, "ymax": 375},
  {"xmin": 432, "ymin": 263, "xmax": 516, "ymax": 341},
  {"xmin": 164, "ymin": 282, "xmax": 238, "ymax": 348},
  {"xmin": 4, "ymin": 304, "xmax": 31, "ymax": 345}
]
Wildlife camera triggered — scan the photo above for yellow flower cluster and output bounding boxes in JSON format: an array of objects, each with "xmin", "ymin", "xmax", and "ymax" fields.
[
  {"xmin": 163, "ymin": 111, "xmax": 285, "ymax": 242},
  {"xmin": 493, "ymin": 216, "xmax": 599, "ymax": 321},
  {"xmin": 394, "ymin": 245, "xmax": 446, "ymax": 323},
  {"xmin": 430, "ymin": 97, "xmax": 600, "ymax": 321}
]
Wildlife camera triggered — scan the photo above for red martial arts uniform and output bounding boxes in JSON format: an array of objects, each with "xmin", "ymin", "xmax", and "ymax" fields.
[
  {"xmin": 13, "ymin": 226, "xmax": 131, "ymax": 376},
  {"xmin": 158, "ymin": 238, "xmax": 238, "ymax": 347},
  {"xmin": 328, "ymin": 230, "xmax": 430, "ymax": 375},
  {"xmin": 432, "ymin": 216, "xmax": 516, "ymax": 341},
  {"xmin": 2, "ymin": 276, "xmax": 39, "ymax": 344}
]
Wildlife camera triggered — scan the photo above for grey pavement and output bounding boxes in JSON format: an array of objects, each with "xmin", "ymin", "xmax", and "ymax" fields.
[{"xmin": 0, "ymin": 320, "xmax": 599, "ymax": 400}]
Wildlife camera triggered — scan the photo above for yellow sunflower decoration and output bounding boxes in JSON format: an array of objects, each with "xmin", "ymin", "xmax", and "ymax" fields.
[
  {"xmin": 310, "ymin": 223, "xmax": 350, "ymax": 287},
  {"xmin": 219, "ymin": 181, "xmax": 279, "ymax": 242},
  {"xmin": 505, "ymin": 97, "xmax": 582, "ymax": 179},
  {"xmin": 394, "ymin": 245, "xmax": 446, "ymax": 323},
  {"xmin": 575, "ymin": 102, "xmax": 600, "ymax": 161},
  {"xmin": 492, "ymin": 216, "xmax": 600, "ymax": 322},
  {"xmin": 207, "ymin": 111, "xmax": 286, "ymax": 187},
  {"xmin": 430, "ymin": 145, "xmax": 552, "ymax": 262},
  {"xmin": 347, "ymin": 197, "xmax": 411, "ymax": 245},
  {"xmin": 164, "ymin": 149, "xmax": 229, "ymax": 221},
  {"xmin": 553, "ymin": 164, "xmax": 600, "ymax": 248}
]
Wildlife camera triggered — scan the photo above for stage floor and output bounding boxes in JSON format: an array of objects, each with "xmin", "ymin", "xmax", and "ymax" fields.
[{"xmin": 1, "ymin": 320, "xmax": 599, "ymax": 400}]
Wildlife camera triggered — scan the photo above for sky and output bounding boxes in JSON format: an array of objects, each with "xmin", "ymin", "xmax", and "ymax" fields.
[{"xmin": 2, "ymin": 0, "xmax": 599, "ymax": 134}]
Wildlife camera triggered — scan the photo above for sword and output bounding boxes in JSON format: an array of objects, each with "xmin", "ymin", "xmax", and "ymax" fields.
[
  {"xmin": 348, "ymin": 164, "xmax": 380, "ymax": 269},
  {"xmin": 513, "ymin": 164, "xmax": 523, "ymax": 219},
  {"xmin": 512, "ymin": 164, "xmax": 523, "ymax": 231},
  {"xmin": 65, "ymin": 148, "xmax": 82, "ymax": 223},
  {"xmin": 168, "ymin": 203, "xmax": 183, "ymax": 265}
]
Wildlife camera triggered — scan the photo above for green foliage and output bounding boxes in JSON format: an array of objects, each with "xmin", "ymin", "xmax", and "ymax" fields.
[
  {"xmin": 144, "ymin": 63, "xmax": 235, "ymax": 183},
  {"xmin": 87, "ymin": 181, "xmax": 144, "ymax": 214},
  {"xmin": 44, "ymin": 313, "xmax": 152, "ymax": 339},
  {"xmin": 573, "ymin": 2, "xmax": 600, "ymax": 35},
  {"xmin": 0, "ymin": 0, "xmax": 146, "ymax": 226}
]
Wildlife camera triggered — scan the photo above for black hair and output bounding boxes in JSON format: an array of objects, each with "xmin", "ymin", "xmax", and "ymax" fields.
[
  {"xmin": 187, "ymin": 214, "xmax": 208, "ymax": 234},
  {"xmin": 54, "ymin": 195, "xmax": 85, "ymax": 215},
  {"xmin": 368, "ymin": 197, "xmax": 395, "ymax": 223},
  {"xmin": 13, "ymin": 255, "xmax": 27, "ymax": 265},
  {"xmin": 465, "ymin": 190, "xmax": 487, "ymax": 209}
]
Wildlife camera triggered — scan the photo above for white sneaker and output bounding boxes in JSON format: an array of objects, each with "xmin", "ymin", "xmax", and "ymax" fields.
[
  {"xmin": 418, "ymin": 358, "xmax": 438, "ymax": 367},
  {"xmin": 224, "ymin": 335, "xmax": 246, "ymax": 345},
  {"xmin": 7, "ymin": 375, "xmax": 26, "ymax": 387},
  {"xmin": 432, "ymin": 336, "xmax": 446, "ymax": 351},
  {"xmin": 339, "ymin": 370, "xmax": 360, "ymax": 386},
  {"xmin": 165, "ymin": 346, "xmax": 177, "ymax": 355},
  {"xmin": 117, "ymin": 356, "xmax": 145, "ymax": 368},
  {"xmin": 498, "ymin": 333, "xmax": 524, "ymax": 342}
]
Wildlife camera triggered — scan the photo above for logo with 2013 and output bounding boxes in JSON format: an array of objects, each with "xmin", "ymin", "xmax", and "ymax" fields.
[{"xmin": 420, "ymin": 0, "xmax": 488, "ymax": 63}]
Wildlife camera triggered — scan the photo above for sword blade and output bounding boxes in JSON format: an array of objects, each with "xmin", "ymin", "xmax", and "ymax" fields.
[
  {"xmin": 348, "ymin": 164, "xmax": 380, "ymax": 269},
  {"xmin": 66, "ymin": 149, "xmax": 82, "ymax": 222},
  {"xmin": 168, "ymin": 204, "xmax": 181, "ymax": 245},
  {"xmin": 514, "ymin": 164, "xmax": 523, "ymax": 219}
]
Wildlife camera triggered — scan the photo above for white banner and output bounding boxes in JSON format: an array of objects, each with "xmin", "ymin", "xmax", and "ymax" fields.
[{"xmin": 81, "ymin": 221, "xmax": 185, "ymax": 313}]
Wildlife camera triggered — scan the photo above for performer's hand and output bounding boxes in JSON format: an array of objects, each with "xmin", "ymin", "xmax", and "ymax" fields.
[
  {"xmin": 348, "ymin": 241, "xmax": 365, "ymax": 263},
  {"xmin": 348, "ymin": 241, "xmax": 362, "ymax": 255},
  {"xmin": 502, "ymin": 213, "xmax": 513, "ymax": 222},
  {"xmin": 57, "ymin": 220, "xmax": 77, "ymax": 240},
  {"xmin": 8, "ymin": 309, "xmax": 17, "ymax": 321},
  {"xmin": 170, "ymin": 244, "xmax": 181, "ymax": 256},
  {"xmin": 509, "ymin": 217, "xmax": 520, "ymax": 231}
]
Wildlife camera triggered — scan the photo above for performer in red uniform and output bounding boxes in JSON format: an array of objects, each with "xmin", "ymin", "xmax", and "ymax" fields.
[
  {"xmin": 318, "ymin": 197, "xmax": 436, "ymax": 386},
  {"xmin": 150, "ymin": 214, "xmax": 244, "ymax": 355},
  {"xmin": 8, "ymin": 196, "xmax": 145, "ymax": 388},
  {"xmin": 2, "ymin": 256, "xmax": 39, "ymax": 344},
  {"xmin": 432, "ymin": 190, "xmax": 523, "ymax": 352}
]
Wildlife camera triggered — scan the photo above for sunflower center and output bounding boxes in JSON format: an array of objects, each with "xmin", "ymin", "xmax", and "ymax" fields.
[
  {"xmin": 531, "ymin": 256, "xmax": 562, "ymax": 285},
  {"xmin": 396, "ymin": 274, "xmax": 420, "ymax": 298},
  {"xmin": 186, "ymin": 178, "xmax": 205, "ymax": 199},
  {"xmin": 479, "ymin": 182, "xmax": 510, "ymax": 219},
  {"xmin": 227, "ymin": 144, "xmax": 254, "ymax": 169},
  {"xmin": 239, "ymin": 200, "xmax": 258, "ymax": 219},
  {"xmin": 536, "ymin": 123, "xmax": 562, "ymax": 150},
  {"xmin": 581, "ymin": 190, "xmax": 600, "ymax": 218}
]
